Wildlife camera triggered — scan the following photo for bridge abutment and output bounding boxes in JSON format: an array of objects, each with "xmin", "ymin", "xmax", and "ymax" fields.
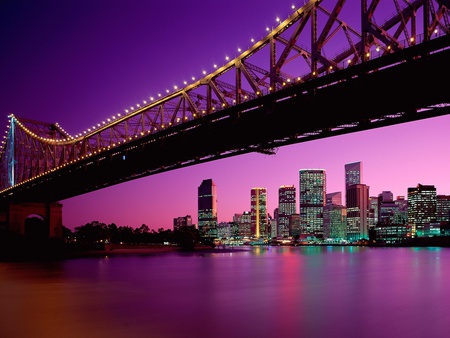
[{"xmin": 6, "ymin": 202, "xmax": 63, "ymax": 239}]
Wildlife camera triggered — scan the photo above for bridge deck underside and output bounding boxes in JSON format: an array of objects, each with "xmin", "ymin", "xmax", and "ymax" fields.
[{"xmin": 3, "ymin": 41, "xmax": 450, "ymax": 204}]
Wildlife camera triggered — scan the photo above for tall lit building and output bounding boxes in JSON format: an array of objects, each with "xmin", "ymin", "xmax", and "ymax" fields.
[
  {"xmin": 345, "ymin": 161, "xmax": 362, "ymax": 188},
  {"xmin": 299, "ymin": 169, "xmax": 326, "ymax": 237},
  {"xmin": 408, "ymin": 184, "xmax": 437, "ymax": 237},
  {"xmin": 198, "ymin": 179, "xmax": 218, "ymax": 238},
  {"xmin": 251, "ymin": 187, "xmax": 268, "ymax": 238},
  {"xmin": 278, "ymin": 185, "xmax": 296, "ymax": 238}
]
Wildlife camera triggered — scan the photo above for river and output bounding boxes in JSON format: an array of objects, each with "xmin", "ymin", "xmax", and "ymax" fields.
[{"xmin": 0, "ymin": 245, "xmax": 448, "ymax": 338}]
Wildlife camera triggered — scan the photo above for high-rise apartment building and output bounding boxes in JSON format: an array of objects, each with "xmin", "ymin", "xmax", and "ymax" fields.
[
  {"xmin": 278, "ymin": 185, "xmax": 296, "ymax": 238},
  {"xmin": 198, "ymin": 179, "xmax": 218, "ymax": 238},
  {"xmin": 299, "ymin": 169, "xmax": 326, "ymax": 237},
  {"xmin": 408, "ymin": 184, "xmax": 437, "ymax": 237},
  {"xmin": 251, "ymin": 187, "xmax": 268, "ymax": 238}
]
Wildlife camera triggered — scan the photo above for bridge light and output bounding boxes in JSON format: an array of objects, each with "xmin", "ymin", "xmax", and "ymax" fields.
[
  {"xmin": 158, "ymin": 93, "xmax": 161, "ymax": 97},
  {"xmin": 183, "ymin": 81, "xmax": 187, "ymax": 85},
  {"xmin": 150, "ymin": 97, "xmax": 154, "ymax": 100},
  {"xmin": 251, "ymin": 38, "xmax": 254, "ymax": 43},
  {"xmin": 276, "ymin": 17, "xmax": 280, "ymax": 22},
  {"xmin": 225, "ymin": 56, "xmax": 229, "ymax": 61},
  {"xmin": 266, "ymin": 27, "xmax": 270, "ymax": 31},
  {"xmin": 376, "ymin": 46, "xmax": 380, "ymax": 52},
  {"xmin": 143, "ymin": 100, "xmax": 147, "ymax": 104},
  {"xmin": 166, "ymin": 89, "xmax": 169, "ymax": 93},
  {"xmin": 237, "ymin": 48, "xmax": 241, "ymax": 52},
  {"xmin": 174, "ymin": 85, "xmax": 178, "ymax": 90},
  {"xmin": 410, "ymin": 37, "xmax": 414, "ymax": 42},
  {"xmin": 136, "ymin": 103, "xmax": 140, "ymax": 107},
  {"xmin": 125, "ymin": 109, "xmax": 129, "ymax": 113},
  {"xmin": 202, "ymin": 70, "xmax": 206, "ymax": 75},
  {"xmin": 213, "ymin": 64, "xmax": 217, "ymax": 68},
  {"xmin": 192, "ymin": 77, "xmax": 195, "ymax": 81}
]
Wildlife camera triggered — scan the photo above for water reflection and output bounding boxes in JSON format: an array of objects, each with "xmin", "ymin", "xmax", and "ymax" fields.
[{"xmin": 1, "ymin": 246, "xmax": 450, "ymax": 338}]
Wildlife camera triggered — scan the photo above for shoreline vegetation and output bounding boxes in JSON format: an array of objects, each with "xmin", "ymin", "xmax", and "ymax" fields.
[{"xmin": 2, "ymin": 236, "xmax": 450, "ymax": 262}]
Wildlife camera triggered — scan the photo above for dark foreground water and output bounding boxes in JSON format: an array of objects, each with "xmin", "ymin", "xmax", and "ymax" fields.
[{"xmin": 1, "ymin": 246, "xmax": 449, "ymax": 338}]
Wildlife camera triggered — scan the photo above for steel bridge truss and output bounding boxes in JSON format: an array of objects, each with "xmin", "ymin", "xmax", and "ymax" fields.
[{"xmin": 1, "ymin": 0, "xmax": 450, "ymax": 193}]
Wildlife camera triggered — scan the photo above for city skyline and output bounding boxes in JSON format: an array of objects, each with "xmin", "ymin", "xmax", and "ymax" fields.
[{"xmin": 2, "ymin": 1, "xmax": 450, "ymax": 231}]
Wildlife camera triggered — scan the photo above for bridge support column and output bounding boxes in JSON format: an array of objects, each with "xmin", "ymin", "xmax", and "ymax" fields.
[{"xmin": 7, "ymin": 202, "xmax": 63, "ymax": 239}]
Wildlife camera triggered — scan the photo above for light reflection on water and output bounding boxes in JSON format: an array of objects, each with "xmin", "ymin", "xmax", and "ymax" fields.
[{"xmin": 1, "ymin": 246, "xmax": 449, "ymax": 338}]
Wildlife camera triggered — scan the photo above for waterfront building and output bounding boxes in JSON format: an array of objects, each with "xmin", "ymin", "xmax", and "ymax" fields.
[
  {"xmin": 346, "ymin": 183, "xmax": 369, "ymax": 241},
  {"xmin": 373, "ymin": 223, "xmax": 412, "ymax": 244},
  {"xmin": 299, "ymin": 169, "xmax": 326, "ymax": 237},
  {"xmin": 198, "ymin": 179, "xmax": 218, "ymax": 238},
  {"xmin": 407, "ymin": 184, "xmax": 437, "ymax": 237},
  {"xmin": 251, "ymin": 187, "xmax": 268, "ymax": 238},
  {"xmin": 278, "ymin": 185, "xmax": 296, "ymax": 238},
  {"xmin": 323, "ymin": 204, "xmax": 347, "ymax": 240},
  {"xmin": 217, "ymin": 222, "xmax": 231, "ymax": 239},
  {"xmin": 236, "ymin": 211, "xmax": 252, "ymax": 238},
  {"xmin": 173, "ymin": 215, "xmax": 193, "ymax": 231}
]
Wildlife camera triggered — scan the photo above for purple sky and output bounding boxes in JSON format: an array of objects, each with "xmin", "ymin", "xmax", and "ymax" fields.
[{"xmin": 1, "ymin": 0, "xmax": 449, "ymax": 231}]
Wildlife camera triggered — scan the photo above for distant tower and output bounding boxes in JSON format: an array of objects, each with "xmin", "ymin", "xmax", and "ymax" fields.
[
  {"xmin": 408, "ymin": 184, "xmax": 437, "ymax": 237},
  {"xmin": 251, "ymin": 187, "xmax": 267, "ymax": 238},
  {"xmin": 299, "ymin": 169, "xmax": 326, "ymax": 237},
  {"xmin": 278, "ymin": 185, "xmax": 296, "ymax": 238},
  {"xmin": 198, "ymin": 179, "xmax": 218, "ymax": 238},
  {"xmin": 345, "ymin": 161, "xmax": 362, "ymax": 188}
]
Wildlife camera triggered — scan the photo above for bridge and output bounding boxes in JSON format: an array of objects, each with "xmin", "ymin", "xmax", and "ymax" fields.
[{"xmin": 1, "ymin": 0, "xmax": 450, "ymax": 238}]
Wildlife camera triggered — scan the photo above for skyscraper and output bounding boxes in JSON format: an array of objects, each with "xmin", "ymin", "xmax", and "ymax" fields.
[
  {"xmin": 198, "ymin": 179, "xmax": 218, "ymax": 238},
  {"xmin": 278, "ymin": 185, "xmax": 296, "ymax": 238},
  {"xmin": 299, "ymin": 169, "xmax": 326, "ymax": 237},
  {"xmin": 251, "ymin": 187, "xmax": 267, "ymax": 238}
]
